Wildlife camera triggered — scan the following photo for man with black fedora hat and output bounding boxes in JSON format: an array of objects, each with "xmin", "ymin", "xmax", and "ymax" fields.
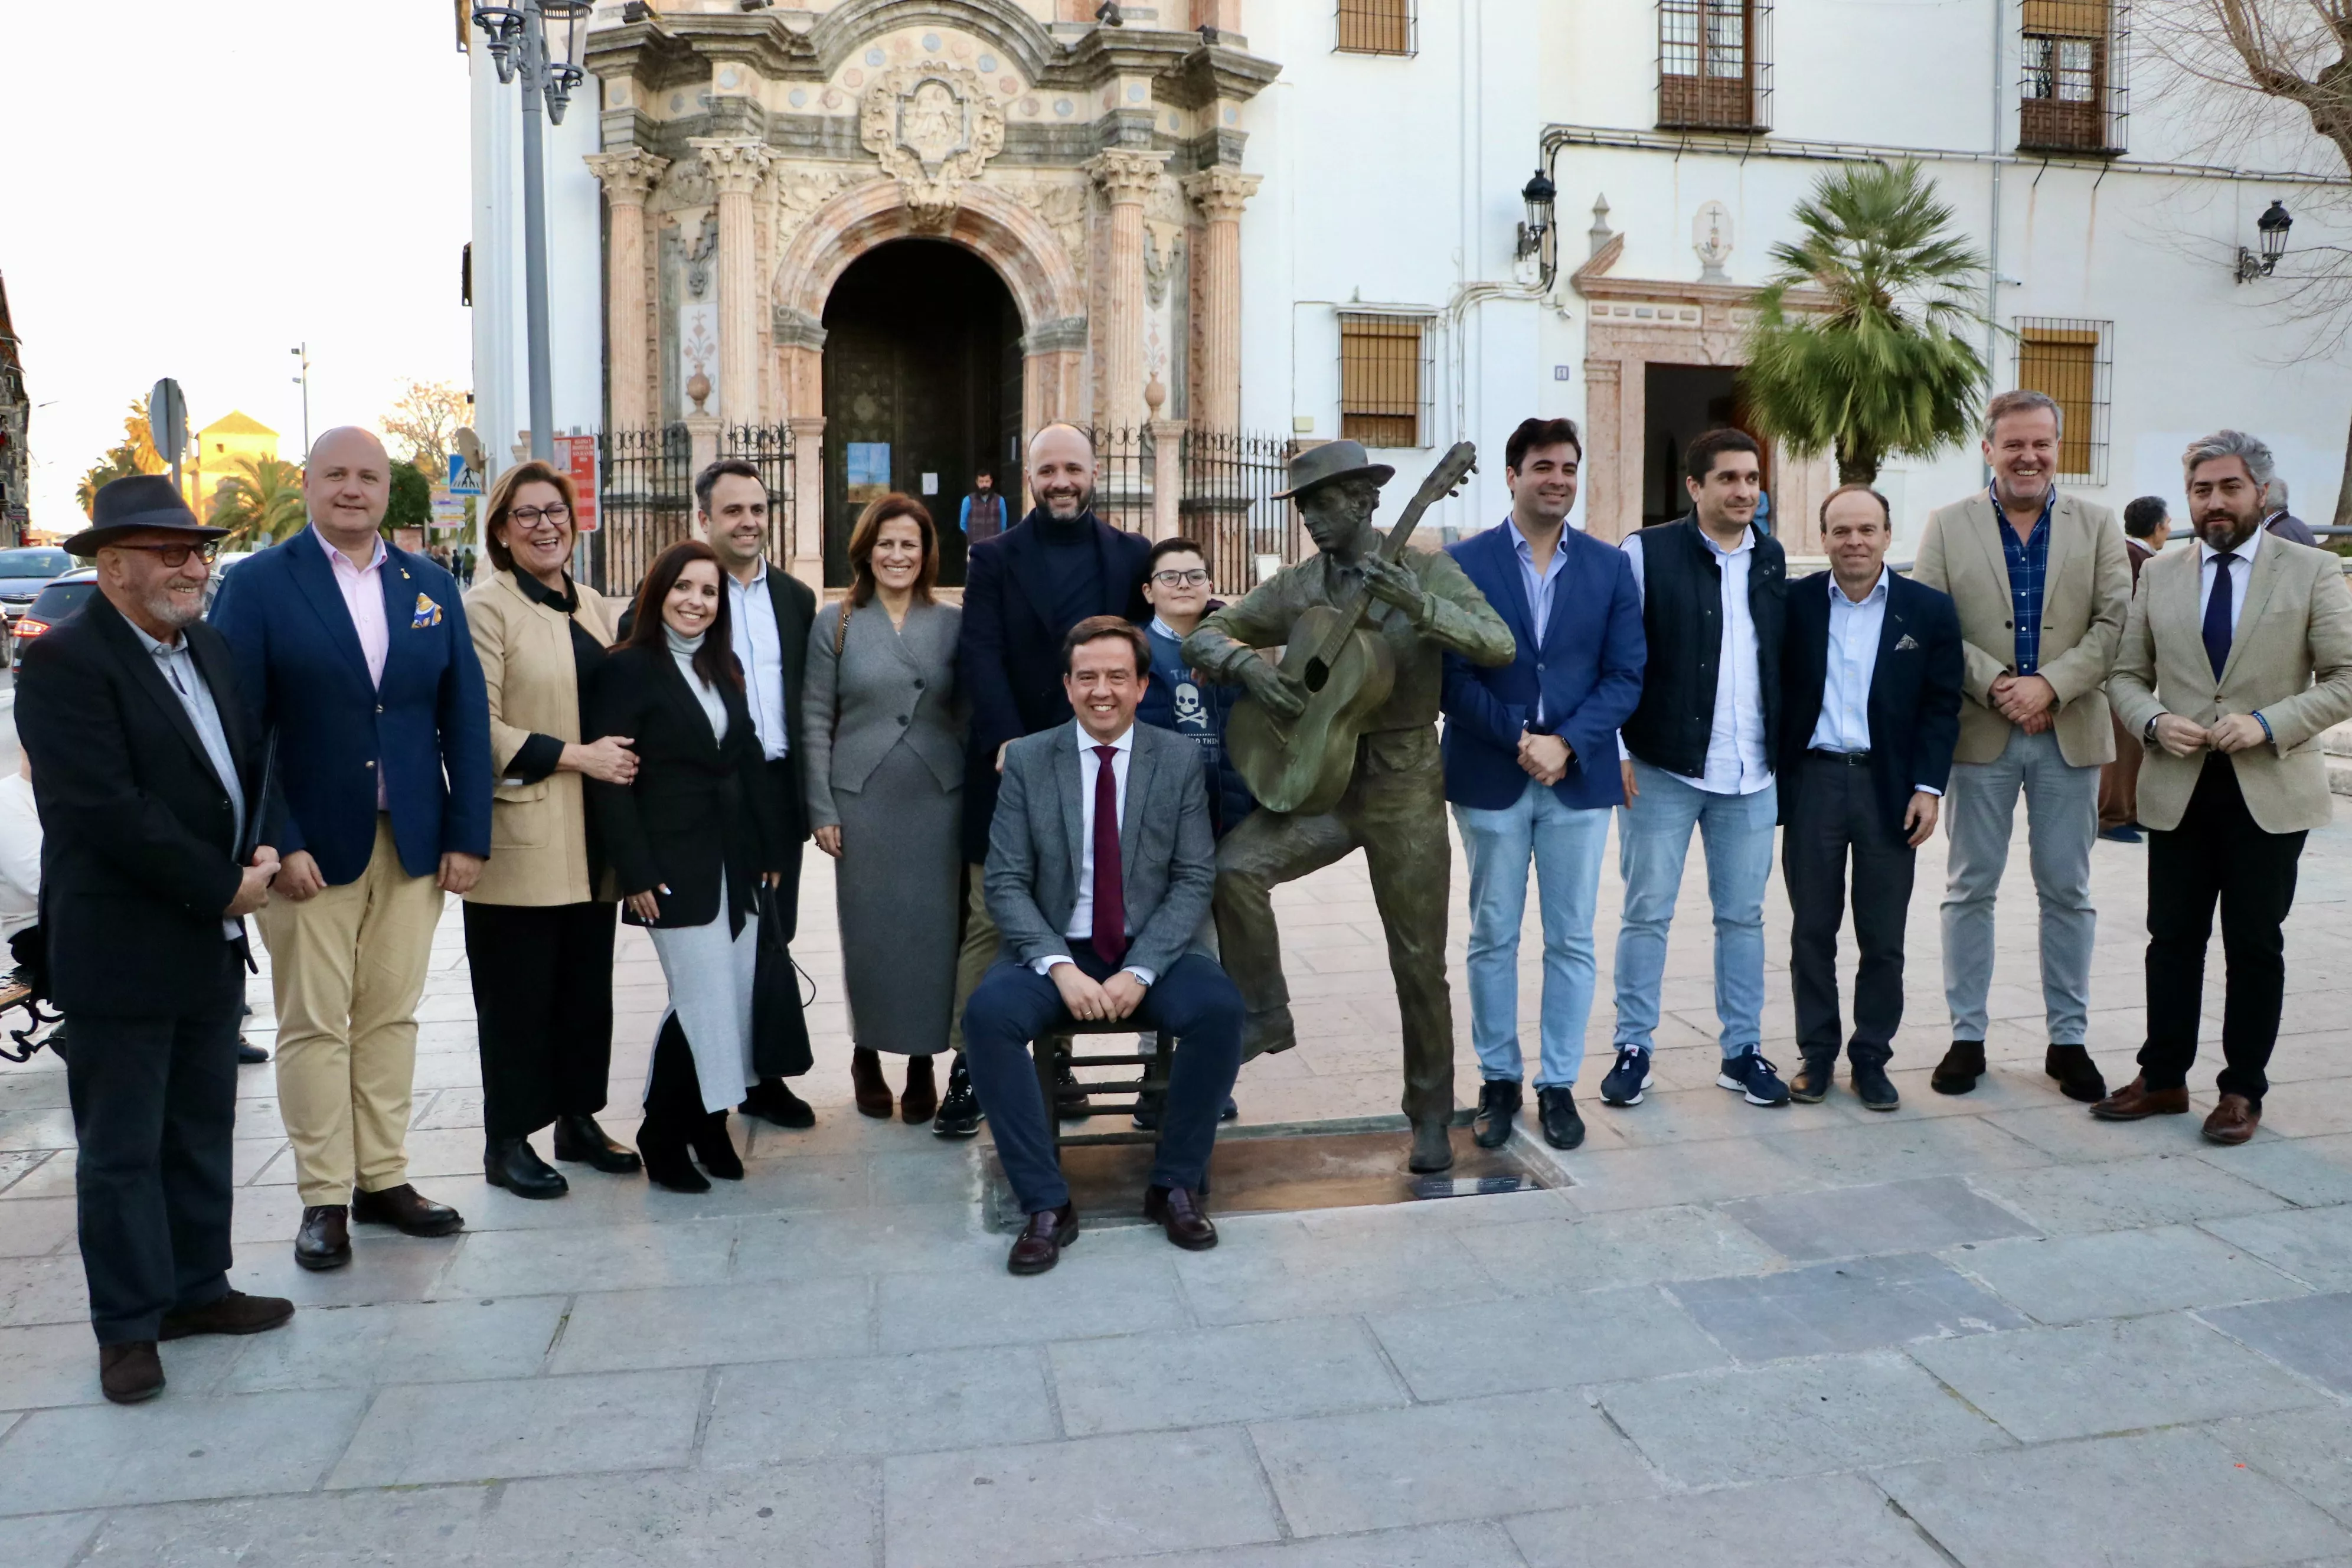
[
  {"xmin": 1184, "ymin": 440, "xmax": 1514, "ymax": 1172},
  {"xmin": 15, "ymin": 474, "xmax": 293, "ymax": 1403}
]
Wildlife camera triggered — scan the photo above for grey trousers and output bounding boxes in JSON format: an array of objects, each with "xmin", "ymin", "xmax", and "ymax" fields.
[{"xmin": 1941, "ymin": 726, "xmax": 2100, "ymax": 1044}]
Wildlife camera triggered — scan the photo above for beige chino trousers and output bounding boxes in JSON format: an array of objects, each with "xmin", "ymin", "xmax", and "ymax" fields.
[{"xmin": 258, "ymin": 818, "xmax": 444, "ymax": 1206}]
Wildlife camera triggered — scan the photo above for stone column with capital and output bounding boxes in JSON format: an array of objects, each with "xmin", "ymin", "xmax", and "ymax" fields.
[
  {"xmin": 584, "ymin": 148, "xmax": 669, "ymax": 433},
  {"xmin": 692, "ymin": 136, "xmax": 772, "ymax": 428},
  {"xmin": 1182, "ymin": 168, "xmax": 1260, "ymax": 436},
  {"xmin": 1088, "ymin": 149, "xmax": 1167, "ymax": 434}
]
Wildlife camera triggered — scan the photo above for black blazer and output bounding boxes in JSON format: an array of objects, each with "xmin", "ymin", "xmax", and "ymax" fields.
[
  {"xmin": 1778, "ymin": 570, "xmax": 1965, "ymax": 839},
  {"xmin": 955, "ymin": 510, "xmax": 1151, "ymax": 863},
  {"xmin": 17, "ymin": 594, "xmax": 265, "ymax": 1015},
  {"xmin": 586, "ymin": 644, "xmax": 782, "ymax": 932},
  {"xmin": 618, "ymin": 564, "xmax": 816, "ymax": 841}
]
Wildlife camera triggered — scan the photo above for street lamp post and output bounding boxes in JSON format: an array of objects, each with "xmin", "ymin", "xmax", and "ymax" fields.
[
  {"xmin": 472, "ymin": 0, "xmax": 592, "ymax": 465},
  {"xmin": 289, "ymin": 342, "xmax": 309, "ymax": 456}
]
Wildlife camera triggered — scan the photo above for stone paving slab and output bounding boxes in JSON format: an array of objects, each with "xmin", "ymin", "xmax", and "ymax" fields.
[{"xmin": 1506, "ymin": 1474, "xmax": 1955, "ymax": 1567}]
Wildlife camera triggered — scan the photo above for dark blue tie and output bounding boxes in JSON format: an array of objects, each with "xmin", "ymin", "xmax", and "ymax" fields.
[{"xmin": 2204, "ymin": 551, "xmax": 2237, "ymax": 678}]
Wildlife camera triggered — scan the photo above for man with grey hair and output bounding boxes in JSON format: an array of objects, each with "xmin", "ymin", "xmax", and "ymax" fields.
[
  {"xmin": 1911, "ymin": 390, "xmax": 2132, "ymax": 1102},
  {"xmin": 2260, "ymin": 476, "xmax": 2318, "ymax": 547},
  {"xmin": 2098, "ymin": 430, "xmax": 2352, "ymax": 1143}
]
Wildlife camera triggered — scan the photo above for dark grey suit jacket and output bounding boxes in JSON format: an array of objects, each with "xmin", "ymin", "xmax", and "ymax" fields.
[{"xmin": 984, "ymin": 721, "xmax": 1215, "ymax": 981}]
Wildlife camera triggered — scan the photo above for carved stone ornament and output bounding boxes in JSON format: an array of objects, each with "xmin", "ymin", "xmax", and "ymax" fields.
[
  {"xmin": 584, "ymin": 146, "xmax": 670, "ymax": 205},
  {"xmin": 860, "ymin": 65, "xmax": 1006, "ymax": 233}
]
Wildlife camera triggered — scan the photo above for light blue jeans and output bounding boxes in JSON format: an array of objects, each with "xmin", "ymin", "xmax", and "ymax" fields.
[
  {"xmin": 1612, "ymin": 759, "xmax": 1778, "ymax": 1059},
  {"xmin": 1453, "ymin": 780, "xmax": 1612, "ymax": 1089}
]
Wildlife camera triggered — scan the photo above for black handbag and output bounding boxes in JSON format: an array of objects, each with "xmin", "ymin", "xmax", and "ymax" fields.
[{"xmin": 750, "ymin": 883, "xmax": 814, "ymax": 1079}]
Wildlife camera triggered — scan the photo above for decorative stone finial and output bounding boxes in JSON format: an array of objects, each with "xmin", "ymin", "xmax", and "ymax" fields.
[{"xmin": 1589, "ymin": 194, "xmax": 1614, "ymax": 259}]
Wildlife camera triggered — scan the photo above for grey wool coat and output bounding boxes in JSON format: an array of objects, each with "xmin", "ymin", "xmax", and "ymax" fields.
[
  {"xmin": 801, "ymin": 596, "xmax": 965, "ymax": 829},
  {"xmin": 985, "ymin": 720, "xmax": 1217, "ymax": 981}
]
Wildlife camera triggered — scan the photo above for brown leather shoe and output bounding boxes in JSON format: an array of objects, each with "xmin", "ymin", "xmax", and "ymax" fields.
[
  {"xmin": 1144, "ymin": 1184, "xmax": 1219, "ymax": 1251},
  {"xmin": 1930, "ymin": 1040, "xmax": 1986, "ymax": 1095},
  {"xmin": 2089, "ymin": 1074, "xmax": 2191, "ymax": 1121},
  {"xmin": 1007, "ymin": 1202, "xmax": 1078, "ymax": 1275},
  {"xmin": 2046, "ymin": 1043, "xmax": 2109, "ymax": 1103},
  {"xmin": 99, "ymin": 1341, "xmax": 164, "ymax": 1404},
  {"xmin": 160, "ymin": 1290, "xmax": 294, "ymax": 1340},
  {"xmin": 900, "ymin": 1053, "xmax": 939, "ymax": 1125},
  {"xmin": 295, "ymin": 1204, "xmax": 351, "ymax": 1270},
  {"xmin": 349, "ymin": 1183, "xmax": 464, "ymax": 1237},
  {"xmin": 851, "ymin": 1046, "xmax": 894, "ymax": 1119},
  {"xmin": 2203, "ymin": 1094, "xmax": 2262, "ymax": 1145}
]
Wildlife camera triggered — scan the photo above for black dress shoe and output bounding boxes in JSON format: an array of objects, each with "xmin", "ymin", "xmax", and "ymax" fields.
[
  {"xmin": 1850, "ymin": 1060, "xmax": 1901, "ymax": 1110},
  {"xmin": 553, "ymin": 1114, "xmax": 643, "ymax": 1172},
  {"xmin": 1536, "ymin": 1086, "xmax": 1585, "ymax": 1150},
  {"xmin": 100, "ymin": 1341, "xmax": 164, "ymax": 1404},
  {"xmin": 933, "ymin": 1056, "xmax": 982, "ymax": 1138},
  {"xmin": 295, "ymin": 1204, "xmax": 351, "ymax": 1271},
  {"xmin": 638, "ymin": 1115, "xmax": 710, "ymax": 1193},
  {"xmin": 1472, "ymin": 1080, "xmax": 1521, "ymax": 1150},
  {"xmin": 349, "ymin": 1184, "xmax": 464, "ymax": 1237},
  {"xmin": 484, "ymin": 1136, "xmax": 569, "ymax": 1198},
  {"xmin": 1144, "ymin": 1184, "xmax": 1218, "ymax": 1250},
  {"xmin": 739, "ymin": 1079, "xmax": 816, "ymax": 1129},
  {"xmin": 1930, "ymin": 1040, "xmax": 1986, "ymax": 1096},
  {"xmin": 1008, "ymin": 1202, "xmax": 1078, "ymax": 1274},
  {"xmin": 2046, "ymin": 1043, "xmax": 2107, "ymax": 1104},
  {"xmin": 690, "ymin": 1110, "xmax": 745, "ymax": 1180},
  {"xmin": 1789, "ymin": 1057, "xmax": 1836, "ymax": 1103},
  {"xmin": 1054, "ymin": 1052, "xmax": 1092, "ymax": 1122},
  {"xmin": 235, "ymin": 1037, "xmax": 269, "ymax": 1066},
  {"xmin": 160, "ymin": 1290, "xmax": 295, "ymax": 1340}
]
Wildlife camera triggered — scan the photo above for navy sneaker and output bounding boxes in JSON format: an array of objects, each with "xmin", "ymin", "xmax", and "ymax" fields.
[
  {"xmin": 1717, "ymin": 1051, "xmax": 1790, "ymax": 1106},
  {"xmin": 1599, "ymin": 1046, "xmax": 1652, "ymax": 1107}
]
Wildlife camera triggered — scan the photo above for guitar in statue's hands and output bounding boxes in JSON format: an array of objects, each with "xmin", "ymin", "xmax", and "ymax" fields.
[{"xmin": 1225, "ymin": 441, "xmax": 1479, "ymax": 816}]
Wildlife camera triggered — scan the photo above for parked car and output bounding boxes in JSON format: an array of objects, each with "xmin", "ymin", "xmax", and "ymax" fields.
[
  {"xmin": 9, "ymin": 568, "xmax": 97, "ymax": 670},
  {"xmin": 0, "ymin": 546, "xmax": 73, "ymax": 642}
]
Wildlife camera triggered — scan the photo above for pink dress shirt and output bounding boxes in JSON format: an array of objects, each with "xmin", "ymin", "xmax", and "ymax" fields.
[{"xmin": 312, "ymin": 525, "xmax": 390, "ymax": 807}]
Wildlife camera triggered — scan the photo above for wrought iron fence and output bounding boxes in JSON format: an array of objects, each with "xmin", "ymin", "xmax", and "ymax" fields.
[
  {"xmin": 590, "ymin": 424, "xmax": 692, "ymax": 600},
  {"xmin": 1181, "ymin": 429, "xmax": 1298, "ymax": 596},
  {"xmin": 1086, "ymin": 424, "xmax": 1156, "ymax": 537},
  {"xmin": 717, "ymin": 423, "xmax": 798, "ymax": 565}
]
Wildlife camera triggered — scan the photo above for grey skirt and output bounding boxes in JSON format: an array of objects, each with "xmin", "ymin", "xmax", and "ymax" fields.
[
  {"xmin": 834, "ymin": 742, "xmax": 961, "ymax": 1054},
  {"xmin": 643, "ymin": 874, "xmax": 760, "ymax": 1115}
]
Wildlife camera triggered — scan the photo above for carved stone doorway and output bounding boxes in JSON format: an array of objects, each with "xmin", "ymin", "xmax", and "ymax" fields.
[{"xmin": 821, "ymin": 240, "xmax": 1021, "ymax": 589}]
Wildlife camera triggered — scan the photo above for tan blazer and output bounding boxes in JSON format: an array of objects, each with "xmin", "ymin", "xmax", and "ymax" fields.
[
  {"xmin": 1912, "ymin": 489, "xmax": 2132, "ymax": 767},
  {"xmin": 462, "ymin": 569, "xmax": 622, "ymax": 906},
  {"xmin": 2106, "ymin": 533, "xmax": 2352, "ymax": 834}
]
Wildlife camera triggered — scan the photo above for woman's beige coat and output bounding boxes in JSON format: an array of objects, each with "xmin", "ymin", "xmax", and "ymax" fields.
[{"xmin": 462, "ymin": 569, "xmax": 622, "ymax": 907}]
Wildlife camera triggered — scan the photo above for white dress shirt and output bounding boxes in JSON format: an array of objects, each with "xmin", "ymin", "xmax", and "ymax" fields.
[
  {"xmin": 1511, "ymin": 518, "xmax": 1571, "ymax": 726},
  {"xmin": 1033, "ymin": 721, "xmax": 1156, "ymax": 987},
  {"xmin": 1811, "ymin": 568, "xmax": 1889, "ymax": 754},
  {"xmin": 1619, "ymin": 527, "xmax": 1773, "ymax": 795},
  {"xmin": 2200, "ymin": 520, "xmax": 2263, "ymax": 636},
  {"xmin": 727, "ymin": 561, "xmax": 789, "ymax": 762}
]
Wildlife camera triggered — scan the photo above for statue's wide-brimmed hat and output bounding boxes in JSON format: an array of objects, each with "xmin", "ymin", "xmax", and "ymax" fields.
[
  {"xmin": 66, "ymin": 473, "xmax": 228, "ymax": 556},
  {"xmin": 1273, "ymin": 439, "xmax": 1394, "ymax": 501}
]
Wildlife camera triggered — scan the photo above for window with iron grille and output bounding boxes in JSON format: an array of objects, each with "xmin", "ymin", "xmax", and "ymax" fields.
[
  {"xmin": 2014, "ymin": 318, "xmax": 2112, "ymax": 484},
  {"xmin": 1658, "ymin": 1, "xmax": 1772, "ymax": 132},
  {"xmin": 1337, "ymin": 0, "xmax": 1415, "ymax": 56},
  {"xmin": 2020, "ymin": 1, "xmax": 2128, "ymax": 153},
  {"xmin": 1338, "ymin": 313, "xmax": 1430, "ymax": 450}
]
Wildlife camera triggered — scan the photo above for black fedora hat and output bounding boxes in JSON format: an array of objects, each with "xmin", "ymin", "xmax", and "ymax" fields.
[{"xmin": 65, "ymin": 473, "xmax": 230, "ymax": 557}]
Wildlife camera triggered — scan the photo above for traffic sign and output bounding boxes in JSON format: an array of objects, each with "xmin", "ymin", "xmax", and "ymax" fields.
[
  {"xmin": 149, "ymin": 378, "xmax": 187, "ymax": 489},
  {"xmin": 429, "ymin": 488, "xmax": 466, "ymax": 531},
  {"xmin": 557, "ymin": 435, "xmax": 599, "ymax": 533},
  {"xmin": 447, "ymin": 450, "xmax": 484, "ymax": 496}
]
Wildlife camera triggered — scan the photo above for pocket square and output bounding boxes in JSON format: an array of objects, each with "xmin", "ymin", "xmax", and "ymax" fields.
[
  {"xmin": 411, "ymin": 592, "xmax": 442, "ymax": 629},
  {"xmin": 1893, "ymin": 633, "xmax": 1919, "ymax": 651}
]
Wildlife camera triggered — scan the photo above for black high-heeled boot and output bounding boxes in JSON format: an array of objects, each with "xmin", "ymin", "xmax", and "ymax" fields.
[
  {"xmin": 637, "ymin": 1110, "xmax": 710, "ymax": 1193},
  {"xmin": 690, "ymin": 1110, "xmax": 745, "ymax": 1180},
  {"xmin": 641, "ymin": 1017, "xmax": 712, "ymax": 1193}
]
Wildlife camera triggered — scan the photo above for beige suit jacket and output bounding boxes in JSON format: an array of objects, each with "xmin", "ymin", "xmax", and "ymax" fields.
[
  {"xmin": 462, "ymin": 570, "xmax": 623, "ymax": 907},
  {"xmin": 2106, "ymin": 533, "xmax": 2352, "ymax": 834},
  {"xmin": 1912, "ymin": 489, "xmax": 2132, "ymax": 767}
]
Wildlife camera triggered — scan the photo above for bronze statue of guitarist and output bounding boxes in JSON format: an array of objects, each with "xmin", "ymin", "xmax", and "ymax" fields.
[{"xmin": 1183, "ymin": 441, "xmax": 1515, "ymax": 1172}]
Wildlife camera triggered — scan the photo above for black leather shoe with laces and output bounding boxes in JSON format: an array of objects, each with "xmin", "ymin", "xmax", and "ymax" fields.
[{"xmin": 1472, "ymin": 1080, "xmax": 1520, "ymax": 1149}]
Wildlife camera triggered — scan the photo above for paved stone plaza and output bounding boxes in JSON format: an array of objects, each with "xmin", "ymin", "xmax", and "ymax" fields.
[{"xmin": 4, "ymin": 803, "xmax": 2352, "ymax": 1566}]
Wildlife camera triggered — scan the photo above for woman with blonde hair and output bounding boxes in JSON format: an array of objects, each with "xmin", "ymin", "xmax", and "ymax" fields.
[
  {"xmin": 460, "ymin": 459, "xmax": 643, "ymax": 1199},
  {"xmin": 804, "ymin": 494, "xmax": 965, "ymax": 1121}
]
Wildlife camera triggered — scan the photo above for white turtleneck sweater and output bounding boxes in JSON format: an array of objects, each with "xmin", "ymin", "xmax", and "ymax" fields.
[{"xmin": 665, "ymin": 624, "xmax": 729, "ymax": 741}]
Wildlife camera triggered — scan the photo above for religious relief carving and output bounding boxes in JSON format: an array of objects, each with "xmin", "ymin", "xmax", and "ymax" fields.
[
  {"xmin": 683, "ymin": 213, "xmax": 717, "ymax": 300},
  {"xmin": 1004, "ymin": 177, "xmax": 1091, "ymax": 289},
  {"xmin": 584, "ymin": 147, "xmax": 670, "ymax": 206},
  {"xmin": 771, "ymin": 166, "xmax": 857, "ymax": 247},
  {"xmin": 859, "ymin": 65, "xmax": 1005, "ymax": 233},
  {"xmin": 652, "ymin": 153, "xmax": 715, "ymax": 215},
  {"xmin": 692, "ymin": 137, "xmax": 773, "ymax": 200}
]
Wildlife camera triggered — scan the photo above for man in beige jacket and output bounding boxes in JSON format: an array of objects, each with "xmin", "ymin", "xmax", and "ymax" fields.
[
  {"xmin": 1911, "ymin": 391, "xmax": 2132, "ymax": 1102},
  {"xmin": 2096, "ymin": 430, "xmax": 2352, "ymax": 1144}
]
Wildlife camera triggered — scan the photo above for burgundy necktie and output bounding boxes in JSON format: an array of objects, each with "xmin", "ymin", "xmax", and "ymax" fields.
[{"xmin": 1090, "ymin": 744, "xmax": 1126, "ymax": 966}]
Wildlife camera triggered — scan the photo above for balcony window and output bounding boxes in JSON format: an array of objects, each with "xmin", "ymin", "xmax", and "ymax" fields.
[
  {"xmin": 2020, "ymin": 1, "xmax": 2129, "ymax": 153},
  {"xmin": 1659, "ymin": 1, "xmax": 1772, "ymax": 132}
]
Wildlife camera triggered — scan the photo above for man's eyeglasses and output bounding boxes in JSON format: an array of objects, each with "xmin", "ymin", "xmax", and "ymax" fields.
[
  {"xmin": 510, "ymin": 504, "xmax": 571, "ymax": 528},
  {"xmin": 1151, "ymin": 568, "xmax": 1210, "ymax": 588},
  {"xmin": 116, "ymin": 542, "xmax": 219, "ymax": 568}
]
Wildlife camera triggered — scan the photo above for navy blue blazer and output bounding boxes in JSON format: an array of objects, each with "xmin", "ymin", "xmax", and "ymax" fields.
[
  {"xmin": 210, "ymin": 531, "xmax": 493, "ymax": 885},
  {"xmin": 1442, "ymin": 520, "xmax": 1647, "ymax": 812},
  {"xmin": 1777, "ymin": 570, "xmax": 1965, "ymax": 839},
  {"xmin": 955, "ymin": 508, "xmax": 1150, "ymax": 863}
]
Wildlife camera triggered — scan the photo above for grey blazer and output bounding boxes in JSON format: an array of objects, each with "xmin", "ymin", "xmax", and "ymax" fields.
[
  {"xmin": 985, "ymin": 721, "xmax": 1216, "ymax": 981},
  {"xmin": 802, "ymin": 597, "xmax": 965, "ymax": 830}
]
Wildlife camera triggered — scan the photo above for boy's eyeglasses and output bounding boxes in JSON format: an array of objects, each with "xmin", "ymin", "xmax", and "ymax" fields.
[{"xmin": 1151, "ymin": 568, "xmax": 1210, "ymax": 587}]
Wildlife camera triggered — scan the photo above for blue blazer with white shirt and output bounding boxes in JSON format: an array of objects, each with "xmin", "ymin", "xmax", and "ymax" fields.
[
  {"xmin": 210, "ymin": 532, "xmax": 492, "ymax": 886},
  {"xmin": 1777, "ymin": 569, "xmax": 1964, "ymax": 839},
  {"xmin": 1440, "ymin": 520, "xmax": 1647, "ymax": 811}
]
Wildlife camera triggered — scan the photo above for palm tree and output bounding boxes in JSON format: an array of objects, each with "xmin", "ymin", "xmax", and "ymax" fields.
[
  {"xmin": 1738, "ymin": 161, "xmax": 1991, "ymax": 486},
  {"xmin": 74, "ymin": 398, "xmax": 169, "ymax": 514},
  {"xmin": 210, "ymin": 456, "xmax": 307, "ymax": 548}
]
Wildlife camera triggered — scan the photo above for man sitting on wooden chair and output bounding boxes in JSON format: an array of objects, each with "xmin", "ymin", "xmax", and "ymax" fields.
[{"xmin": 961, "ymin": 616, "xmax": 1244, "ymax": 1275}]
